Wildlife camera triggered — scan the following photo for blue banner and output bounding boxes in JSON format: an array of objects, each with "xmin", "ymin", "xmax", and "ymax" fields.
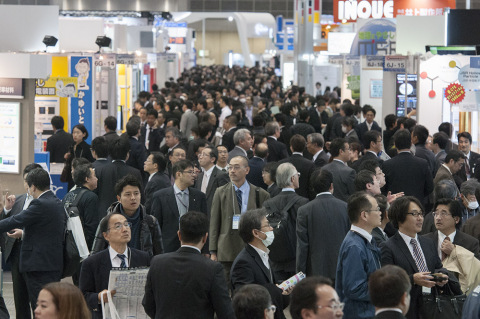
[
  {"xmin": 470, "ymin": 57, "xmax": 480, "ymax": 69},
  {"xmin": 70, "ymin": 56, "xmax": 93, "ymax": 144}
]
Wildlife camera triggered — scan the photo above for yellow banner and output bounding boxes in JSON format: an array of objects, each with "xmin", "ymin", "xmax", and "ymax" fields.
[{"xmin": 35, "ymin": 77, "xmax": 78, "ymax": 98}]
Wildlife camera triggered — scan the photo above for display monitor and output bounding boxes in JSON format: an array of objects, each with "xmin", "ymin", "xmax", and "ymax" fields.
[
  {"xmin": 396, "ymin": 74, "xmax": 417, "ymax": 117},
  {"xmin": 426, "ymin": 45, "xmax": 480, "ymax": 55}
]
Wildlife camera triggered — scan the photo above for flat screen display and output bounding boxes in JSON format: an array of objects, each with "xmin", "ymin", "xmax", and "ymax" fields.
[{"xmin": 396, "ymin": 74, "xmax": 417, "ymax": 117}]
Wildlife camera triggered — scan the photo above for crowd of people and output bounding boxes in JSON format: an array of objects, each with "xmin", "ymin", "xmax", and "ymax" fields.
[{"xmin": 1, "ymin": 64, "xmax": 480, "ymax": 318}]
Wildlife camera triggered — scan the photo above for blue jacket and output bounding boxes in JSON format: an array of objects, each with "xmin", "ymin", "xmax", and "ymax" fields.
[{"xmin": 335, "ymin": 230, "xmax": 380, "ymax": 319}]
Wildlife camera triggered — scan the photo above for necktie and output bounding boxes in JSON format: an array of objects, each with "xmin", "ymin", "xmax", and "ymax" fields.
[
  {"xmin": 465, "ymin": 160, "xmax": 471, "ymax": 177},
  {"xmin": 441, "ymin": 236, "xmax": 451, "ymax": 260},
  {"xmin": 201, "ymin": 173, "xmax": 209, "ymax": 193},
  {"xmin": 236, "ymin": 189, "xmax": 242, "ymax": 213},
  {"xmin": 177, "ymin": 191, "xmax": 188, "ymax": 216},
  {"xmin": 410, "ymin": 239, "xmax": 429, "ymax": 272},
  {"xmin": 117, "ymin": 254, "xmax": 127, "ymax": 268}
]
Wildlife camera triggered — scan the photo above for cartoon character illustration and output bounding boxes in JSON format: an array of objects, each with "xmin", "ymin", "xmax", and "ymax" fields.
[
  {"xmin": 75, "ymin": 58, "xmax": 90, "ymax": 90},
  {"xmin": 56, "ymin": 81, "xmax": 76, "ymax": 98}
]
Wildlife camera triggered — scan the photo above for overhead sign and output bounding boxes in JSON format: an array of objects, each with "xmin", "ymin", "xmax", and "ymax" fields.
[
  {"xmin": 0, "ymin": 102, "xmax": 20, "ymax": 173},
  {"xmin": 383, "ymin": 56, "xmax": 406, "ymax": 72},
  {"xmin": 394, "ymin": 0, "xmax": 455, "ymax": 17},
  {"xmin": 36, "ymin": 77, "xmax": 78, "ymax": 98},
  {"xmin": 0, "ymin": 78, "xmax": 23, "ymax": 99}
]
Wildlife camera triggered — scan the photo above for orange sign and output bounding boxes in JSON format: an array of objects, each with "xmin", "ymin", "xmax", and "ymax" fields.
[
  {"xmin": 445, "ymin": 83, "xmax": 465, "ymax": 105},
  {"xmin": 394, "ymin": 0, "xmax": 456, "ymax": 17}
]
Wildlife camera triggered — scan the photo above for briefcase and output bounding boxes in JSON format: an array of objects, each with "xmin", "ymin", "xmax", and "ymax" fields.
[{"xmin": 421, "ymin": 285, "xmax": 466, "ymax": 319}]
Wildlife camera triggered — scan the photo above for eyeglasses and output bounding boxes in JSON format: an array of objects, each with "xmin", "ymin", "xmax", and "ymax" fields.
[
  {"xmin": 366, "ymin": 207, "xmax": 381, "ymax": 212},
  {"xmin": 266, "ymin": 305, "xmax": 277, "ymax": 313},
  {"xmin": 108, "ymin": 221, "xmax": 132, "ymax": 231},
  {"xmin": 182, "ymin": 170, "xmax": 196, "ymax": 175},
  {"xmin": 433, "ymin": 210, "xmax": 452, "ymax": 218},
  {"xmin": 229, "ymin": 165, "xmax": 245, "ymax": 171},
  {"xmin": 406, "ymin": 211, "xmax": 423, "ymax": 218},
  {"xmin": 317, "ymin": 302, "xmax": 344, "ymax": 312}
]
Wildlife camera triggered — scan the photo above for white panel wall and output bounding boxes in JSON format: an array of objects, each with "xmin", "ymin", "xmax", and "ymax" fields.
[
  {"xmin": 396, "ymin": 16, "xmax": 446, "ymax": 55},
  {"xmin": 59, "ymin": 17, "xmax": 105, "ymax": 52},
  {"xmin": 0, "ymin": 54, "xmax": 52, "ymax": 79},
  {"xmin": 360, "ymin": 68, "xmax": 384, "ymax": 128},
  {"xmin": 0, "ymin": 5, "xmax": 59, "ymax": 52}
]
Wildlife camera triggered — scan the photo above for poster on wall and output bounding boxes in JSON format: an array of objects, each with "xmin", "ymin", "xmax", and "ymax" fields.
[
  {"xmin": 370, "ymin": 80, "xmax": 383, "ymax": 98},
  {"xmin": 0, "ymin": 102, "xmax": 20, "ymax": 174},
  {"xmin": 70, "ymin": 56, "xmax": 93, "ymax": 144},
  {"xmin": 34, "ymin": 97, "xmax": 60, "ymax": 145},
  {"xmin": 36, "ymin": 77, "xmax": 78, "ymax": 98}
]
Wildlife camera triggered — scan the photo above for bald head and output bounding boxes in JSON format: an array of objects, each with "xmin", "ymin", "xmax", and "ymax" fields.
[{"xmin": 255, "ymin": 143, "xmax": 268, "ymax": 159}]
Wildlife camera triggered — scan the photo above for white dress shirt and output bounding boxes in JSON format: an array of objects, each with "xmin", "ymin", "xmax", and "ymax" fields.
[
  {"xmin": 249, "ymin": 244, "xmax": 270, "ymax": 269},
  {"xmin": 437, "ymin": 230, "xmax": 456, "ymax": 260},
  {"xmin": 109, "ymin": 246, "xmax": 129, "ymax": 268}
]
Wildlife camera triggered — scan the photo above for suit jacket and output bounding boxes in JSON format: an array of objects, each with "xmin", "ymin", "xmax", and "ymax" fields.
[
  {"xmin": 209, "ymin": 182, "xmax": 270, "ymax": 262},
  {"xmin": 222, "ymin": 127, "xmax": 238, "ymax": 152},
  {"xmin": 324, "ymin": 112, "xmax": 341, "ymax": 141},
  {"xmin": 247, "ymin": 157, "xmax": 268, "ymax": 190},
  {"xmin": 382, "ymin": 152, "xmax": 434, "ymax": 206},
  {"xmin": 433, "ymin": 164, "xmax": 457, "ymax": 187},
  {"xmin": 103, "ymin": 131, "xmax": 119, "ymax": 145},
  {"xmin": 454, "ymin": 151, "xmax": 480, "ymax": 184},
  {"xmin": 46, "ymin": 129, "xmax": 74, "ymax": 163},
  {"xmin": 267, "ymin": 183, "xmax": 281, "ymax": 198},
  {"xmin": 151, "ymin": 186, "xmax": 208, "ymax": 253},
  {"xmin": 462, "ymin": 214, "xmax": 480, "ymax": 244},
  {"xmin": 143, "ymin": 247, "xmax": 234, "ymax": 319},
  {"xmin": 309, "ymin": 108, "xmax": 328, "ymax": 133},
  {"xmin": 345, "ymin": 129, "xmax": 360, "ymax": 143},
  {"xmin": 92, "ymin": 159, "xmax": 109, "ymax": 173},
  {"xmin": 0, "ymin": 193, "xmax": 27, "ymax": 262},
  {"xmin": 415, "ymin": 144, "xmax": 436, "ymax": 177},
  {"xmin": 423, "ymin": 230, "xmax": 480, "ymax": 260},
  {"xmin": 79, "ymin": 248, "xmax": 150, "ymax": 318},
  {"xmin": 180, "ymin": 110, "xmax": 198, "ymax": 138},
  {"xmin": 126, "ymin": 137, "xmax": 147, "ymax": 174},
  {"xmin": 0, "ymin": 191, "xmax": 65, "ymax": 273},
  {"xmin": 140, "ymin": 125, "xmax": 164, "ymax": 153},
  {"xmin": 355, "ymin": 120, "xmax": 382, "ymax": 142},
  {"xmin": 267, "ymin": 137, "xmax": 289, "ymax": 162},
  {"xmin": 381, "ymin": 232, "xmax": 450, "ymax": 319},
  {"xmin": 194, "ymin": 166, "xmax": 230, "ymax": 217},
  {"xmin": 372, "ymin": 227, "xmax": 388, "ymax": 248},
  {"xmin": 145, "ymin": 172, "xmax": 171, "ymax": 215},
  {"xmin": 296, "ymin": 193, "xmax": 350, "ymax": 280},
  {"xmin": 321, "ymin": 160, "xmax": 356, "ymax": 202},
  {"xmin": 313, "ymin": 150, "xmax": 330, "ymax": 168},
  {"xmin": 279, "ymin": 154, "xmax": 315, "ymax": 199},
  {"xmin": 352, "ymin": 151, "xmax": 382, "ymax": 172},
  {"xmin": 434, "ymin": 150, "xmax": 447, "ymax": 175},
  {"xmin": 374, "ymin": 310, "xmax": 407, "ymax": 319},
  {"xmin": 228, "ymin": 146, "xmax": 248, "ymax": 162},
  {"xmin": 290, "ymin": 122, "xmax": 315, "ymax": 139}
]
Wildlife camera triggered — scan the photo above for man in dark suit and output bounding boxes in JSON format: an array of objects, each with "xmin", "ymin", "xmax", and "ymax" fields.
[
  {"xmin": 290, "ymin": 109, "xmax": 315, "ymax": 139},
  {"xmin": 279, "ymin": 134, "xmax": 315, "ymax": 199},
  {"xmin": 126, "ymin": 121, "xmax": 147, "ymax": 177},
  {"xmin": 308, "ymin": 99, "xmax": 328, "ymax": 133},
  {"xmin": 432, "ymin": 132, "xmax": 449, "ymax": 175},
  {"xmin": 96, "ymin": 137, "xmax": 144, "ymax": 219},
  {"xmin": 46, "ymin": 115, "xmax": 73, "ymax": 163},
  {"xmin": 151, "ymin": 160, "xmax": 208, "ymax": 253},
  {"xmin": 140, "ymin": 109, "xmax": 164, "ymax": 153},
  {"xmin": 228, "ymin": 128, "xmax": 253, "ymax": 162},
  {"xmin": 297, "ymin": 169, "xmax": 350, "ymax": 282},
  {"xmin": 307, "ymin": 133, "xmax": 330, "ymax": 168},
  {"xmin": 246, "ymin": 143, "xmax": 268, "ymax": 189},
  {"xmin": 79, "ymin": 213, "xmax": 150, "ymax": 319},
  {"xmin": 369, "ymin": 265, "xmax": 411, "ymax": 319},
  {"xmin": 352, "ymin": 130, "xmax": 383, "ymax": 172},
  {"xmin": 90, "ymin": 137, "xmax": 109, "ymax": 174},
  {"xmin": 195, "ymin": 146, "xmax": 230, "ymax": 216},
  {"xmin": 321, "ymin": 138, "xmax": 356, "ymax": 202},
  {"xmin": 103, "ymin": 116, "xmax": 120, "ymax": 146},
  {"xmin": 266, "ymin": 121, "xmax": 288, "ymax": 162},
  {"xmin": 355, "ymin": 105, "xmax": 382, "ymax": 143},
  {"xmin": 454, "ymin": 131, "xmax": 480, "ymax": 185},
  {"xmin": 0, "ymin": 168, "xmax": 65, "ymax": 311},
  {"xmin": 143, "ymin": 211, "xmax": 233, "ymax": 319},
  {"xmin": 424, "ymin": 198, "xmax": 480, "ymax": 259},
  {"xmin": 382, "ymin": 196, "xmax": 461, "ymax": 319},
  {"xmin": 274, "ymin": 113, "xmax": 292, "ymax": 150},
  {"xmin": 412, "ymin": 125, "xmax": 436, "ymax": 177},
  {"xmin": 1, "ymin": 163, "xmax": 42, "ymax": 319},
  {"xmin": 221, "ymin": 115, "xmax": 238, "ymax": 152},
  {"xmin": 382, "ymin": 129, "xmax": 434, "ymax": 207},
  {"xmin": 433, "ymin": 150, "xmax": 464, "ymax": 188},
  {"xmin": 144, "ymin": 152, "xmax": 170, "ymax": 215}
]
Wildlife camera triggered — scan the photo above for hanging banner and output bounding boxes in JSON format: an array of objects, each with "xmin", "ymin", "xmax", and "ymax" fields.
[
  {"xmin": 394, "ymin": 0, "xmax": 455, "ymax": 17},
  {"xmin": 36, "ymin": 77, "xmax": 78, "ymax": 98},
  {"xmin": 70, "ymin": 56, "xmax": 93, "ymax": 144}
]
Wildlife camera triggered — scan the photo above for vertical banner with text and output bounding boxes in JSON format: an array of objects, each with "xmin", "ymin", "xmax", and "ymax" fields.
[{"xmin": 70, "ymin": 56, "xmax": 93, "ymax": 144}]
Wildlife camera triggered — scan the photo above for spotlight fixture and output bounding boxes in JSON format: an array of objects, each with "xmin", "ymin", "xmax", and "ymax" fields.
[
  {"xmin": 95, "ymin": 36, "xmax": 112, "ymax": 52},
  {"xmin": 43, "ymin": 35, "xmax": 58, "ymax": 49},
  {"xmin": 161, "ymin": 11, "xmax": 172, "ymax": 21}
]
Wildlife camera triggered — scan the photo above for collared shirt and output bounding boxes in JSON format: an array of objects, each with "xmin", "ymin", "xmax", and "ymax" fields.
[
  {"xmin": 174, "ymin": 183, "xmax": 189, "ymax": 216},
  {"xmin": 313, "ymin": 149, "xmax": 323, "ymax": 162},
  {"xmin": 145, "ymin": 124, "xmax": 154, "ymax": 148},
  {"xmin": 441, "ymin": 163, "xmax": 452, "ymax": 175},
  {"xmin": 366, "ymin": 121, "xmax": 373, "ymax": 131},
  {"xmin": 148, "ymin": 171, "xmax": 157, "ymax": 182},
  {"xmin": 268, "ymin": 136, "xmax": 277, "ymax": 141},
  {"xmin": 334, "ymin": 158, "xmax": 346, "ymax": 166},
  {"xmin": 233, "ymin": 145, "xmax": 248, "ymax": 157},
  {"xmin": 201, "ymin": 165, "xmax": 215, "ymax": 193},
  {"xmin": 216, "ymin": 164, "xmax": 228, "ymax": 172},
  {"xmin": 233, "ymin": 181, "xmax": 250, "ymax": 213},
  {"xmin": 181, "ymin": 244, "xmax": 201, "ymax": 253},
  {"xmin": 282, "ymin": 188, "xmax": 295, "ymax": 192},
  {"xmin": 109, "ymin": 246, "xmax": 129, "ymax": 268},
  {"xmin": 316, "ymin": 191, "xmax": 332, "ymax": 197},
  {"xmin": 219, "ymin": 106, "xmax": 232, "ymax": 127},
  {"xmin": 437, "ymin": 230, "xmax": 456, "ymax": 260},
  {"xmin": 351, "ymin": 225, "xmax": 373, "ymax": 243},
  {"xmin": 375, "ymin": 308, "xmax": 403, "ymax": 315},
  {"xmin": 292, "ymin": 152, "xmax": 303, "ymax": 156},
  {"xmin": 398, "ymin": 231, "xmax": 428, "ymax": 266},
  {"xmin": 249, "ymin": 244, "xmax": 270, "ymax": 269}
]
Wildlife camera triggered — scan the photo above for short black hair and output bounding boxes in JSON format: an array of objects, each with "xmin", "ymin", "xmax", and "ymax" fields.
[
  {"xmin": 233, "ymin": 284, "xmax": 272, "ymax": 319},
  {"xmin": 172, "ymin": 159, "xmax": 194, "ymax": 178},
  {"xmin": 432, "ymin": 132, "xmax": 449, "ymax": 150},
  {"xmin": 342, "ymin": 116, "xmax": 356, "ymax": 129},
  {"xmin": 362, "ymin": 104, "xmax": 376, "ymax": 116},
  {"xmin": 369, "ymin": 265, "xmax": 411, "ymax": 308},
  {"xmin": 104, "ymin": 116, "xmax": 117, "ymax": 131},
  {"xmin": 26, "ymin": 168, "xmax": 50, "ymax": 191},
  {"xmin": 348, "ymin": 192, "xmax": 374, "ymax": 224},
  {"xmin": 355, "ymin": 170, "xmax": 375, "ymax": 192},
  {"xmin": 252, "ymin": 115, "xmax": 265, "ymax": 127},
  {"xmin": 147, "ymin": 109, "xmax": 158, "ymax": 118},
  {"xmin": 312, "ymin": 169, "xmax": 333, "ymax": 194},
  {"xmin": 363, "ymin": 130, "xmax": 381, "ymax": 150},
  {"xmin": 239, "ymin": 209, "xmax": 266, "ymax": 244},
  {"xmin": 299, "ymin": 109, "xmax": 310, "ymax": 122},
  {"xmin": 290, "ymin": 276, "xmax": 333, "ymax": 319},
  {"xmin": 458, "ymin": 131, "xmax": 473, "ymax": 144},
  {"xmin": 412, "ymin": 125, "xmax": 429, "ymax": 145},
  {"xmin": 290, "ymin": 134, "xmax": 306, "ymax": 153},
  {"xmin": 23, "ymin": 163, "xmax": 42, "ymax": 177},
  {"xmin": 262, "ymin": 162, "xmax": 279, "ymax": 182},
  {"xmin": 73, "ymin": 124, "xmax": 89, "ymax": 140},
  {"xmin": 358, "ymin": 159, "xmax": 380, "ymax": 174},
  {"xmin": 114, "ymin": 174, "xmax": 142, "ymax": 196},
  {"xmin": 434, "ymin": 198, "xmax": 463, "ymax": 229},
  {"xmin": 274, "ymin": 113, "xmax": 287, "ymax": 126},
  {"xmin": 91, "ymin": 136, "xmax": 109, "ymax": 158},
  {"xmin": 99, "ymin": 212, "xmax": 123, "ymax": 234},
  {"xmin": 73, "ymin": 164, "xmax": 93, "ymax": 186},
  {"xmin": 384, "ymin": 114, "xmax": 397, "ymax": 129},
  {"xmin": 51, "ymin": 116, "xmax": 64, "ymax": 130},
  {"xmin": 445, "ymin": 149, "xmax": 465, "ymax": 164},
  {"xmin": 394, "ymin": 129, "xmax": 412, "ymax": 150},
  {"xmin": 198, "ymin": 122, "xmax": 213, "ymax": 139},
  {"xmin": 126, "ymin": 121, "xmax": 140, "ymax": 137},
  {"xmin": 179, "ymin": 211, "xmax": 209, "ymax": 243},
  {"xmin": 150, "ymin": 152, "xmax": 167, "ymax": 172},
  {"xmin": 438, "ymin": 122, "xmax": 453, "ymax": 138},
  {"xmin": 329, "ymin": 138, "xmax": 347, "ymax": 158},
  {"xmin": 204, "ymin": 146, "xmax": 218, "ymax": 164},
  {"xmin": 388, "ymin": 196, "xmax": 424, "ymax": 229},
  {"xmin": 110, "ymin": 137, "xmax": 130, "ymax": 160},
  {"xmin": 72, "ymin": 157, "xmax": 90, "ymax": 170}
]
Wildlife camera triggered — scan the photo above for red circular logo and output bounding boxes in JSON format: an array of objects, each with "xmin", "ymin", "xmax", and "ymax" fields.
[{"xmin": 444, "ymin": 83, "xmax": 465, "ymax": 104}]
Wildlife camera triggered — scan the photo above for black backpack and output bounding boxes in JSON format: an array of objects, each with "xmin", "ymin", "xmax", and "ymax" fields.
[
  {"xmin": 62, "ymin": 188, "xmax": 88, "ymax": 278},
  {"xmin": 263, "ymin": 196, "xmax": 300, "ymax": 263}
]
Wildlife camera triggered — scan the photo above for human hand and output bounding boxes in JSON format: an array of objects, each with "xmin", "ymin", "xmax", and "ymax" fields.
[
  {"xmin": 98, "ymin": 289, "xmax": 116, "ymax": 303},
  {"xmin": 433, "ymin": 273, "xmax": 449, "ymax": 287},
  {"xmin": 413, "ymin": 272, "xmax": 435, "ymax": 288},
  {"xmin": 210, "ymin": 253, "xmax": 217, "ymax": 261},
  {"xmin": 7, "ymin": 229, "xmax": 22, "ymax": 239},
  {"xmin": 387, "ymin": 191, "xmax": 404, "ymax": 204},
  {"xmin": 5, "ymin": 192, "xmax": 15, "ymax": 211},
  {"xmin": 441, "ymin": 240, "xmax": 454, "ymax": 257}
]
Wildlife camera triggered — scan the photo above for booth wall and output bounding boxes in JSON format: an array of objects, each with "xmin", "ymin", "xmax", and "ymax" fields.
[
  {"xmin": 194, "ymin": 31, "xmax": 267, "ymax": 65},
  {"xmin": 59, "ymin": 17, "xmax": 105, "ymax": 52},
  {"xmin": 382, "ymin": 72, "xmax": 397, "ymax": 126},
  {"xmin": 360, "ymin": 68, "xmax": 384, "ymax": 129},
  {"xmin": 396, "ymin": 16, "xmax": 446, "ymax": 55}
]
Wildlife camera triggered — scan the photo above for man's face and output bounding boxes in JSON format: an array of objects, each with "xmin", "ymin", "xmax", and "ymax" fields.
[
  {"xmin": 239, "ymin": 133, "xmax": 253, "ymax": 151},
  {"xmin": 139, "ymin": 109, "xmax": 147, "ymax": 121},
  {"xmin": 86, "ymin": 168, "xmax": 98, "ymax": 190},
  {"xmin": 375, "ymin": 167, "xmax": 386, "ymax": 188},
  {"xmin": 306, "ymin": 138, "xmax": 317, "ymax": 155},
  {"xmin": 434, "ymin": 204, "xmax": 458, "ymax": 234},
  {"xmin": 144, "ymin": 154, "xmax": 157, "ymax": 174},
  {"xmin": 365, "ymin": 111, "xmax": 375, "ymax": 124},
  {"xmin": 198, "ymin": 148, "xmax": 213, "ymax": 169},
  {"xmin": 165, "ymin": 132, "xmax": 179, "ymax": 148},
  {"xmin": 158, "ymin": 113, "xmax": 165, "ymax": 125},
  {"xmin": 258, "ymin": 101, "xmax": 265, "ymax": 110},
  {"xmin": 229, "ymin": 157, "xmax": 250, "ymax": 184},
  {"xmin": 399, "ymin": 201, "xmax": 424, "ymax": 235},
  {"xmin": 177, "ymin": 165, "xmax": 196, "ymax": 187},
  {"xmin": 449, "ymin": 158, "xmax": 465, "ymax": 175},
  {"xmin": 169, "ymin": 149, "xmax": 186, "ymax": 165},
  {"xmin": 103, "ymin": 214, "xmax": 131, "ymax": 246},
  {"xmin": 217, "ymin": 146, "xmax": 228, "ymax": 164},
  {"xmin": 116, "ymin": 185, "xmax": 141, "ymax": 216},
  {"xmin": 304, "ymin": 285, "xmax": 343, "ymax": 319},
  {"xmin": 339, "ymin": 143, "xmax": 351, "ymax": 162},
  {"xmin": 364, "ymin": 196, "xmax": 382, "ymax": 228},
  {"xmin": 459, "ymin": 136, "xmax": 471, "ymax": 154},
  {"xmin": 146, "ymin": 115, "xmax": 156, "ymax": 127},
  {"xmin": 372, "ymin": 136, "xmax": 382, "ymax": 153},
  {"xmin": 366, "ymin": 175, "xmax": 382, "ymax": 195},
  {"xmin": 208, "ymin": 113, "xmax": 217, "ymax": 126},
  {"xmin": 23, "ymin": 173, "xmax": 29, "ymax": 193}
]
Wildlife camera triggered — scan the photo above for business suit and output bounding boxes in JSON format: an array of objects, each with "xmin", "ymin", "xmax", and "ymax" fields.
[
  {"xmin": 382, "ymin": 152, "xmax": 434, "ymax": 206},
  {"xmin": 279, "ymin": 154, "xmax": 316, "ymax": 199},
  {"xmin": 126, "ymin": 136, "xmax": 147, "ymax": 175},
  {"xmin": 180, "ymin": 110, "xmax": 198, "ymax": 138},
  {"xmin": 222, "ymin": 127, "xmax": 238, "ymax": 152},
  {"xmin": 267, "ymin": 183, "xmax": 281, "ymax": 198},
  {"xmin": 423, "ymin": 230, "xmax": 480, "ymax": 260},
  {"xmin": 321, "ymin": 160, "xmax": 356, "ymax": 202},
  {"xmin": 454, "ymin": 151, "xmax": 480, "ymax": 184},
  {"xmin": 92, "ymin": 158, "xmax": 109, "ymax": 173},
  {"xmin": 434, "ymin": 150, "xmax": 447, "ymax": 175},
  {"xmin": 345, "ymin": 129, "xmax": 360, "ymax": 143},
  {"xmin": 46, "ymin": 129, "xmax": 74, "ymax": 163},
  {"xmin": 151, "ymin": 186, "xmax": 208, "ymax": 253},
  {"xmin": 433, "ymin": 164, "xmax": 457, "ymax": 187},
  {"xmin": 143, "ymin": 246, "xmax": 234, "ymax": 319},
  {"xmin": 374, "ymin": 310, "xmax": 407, "ymax": 319},
  {"xmin": 195, "ymin": 166, "xmax": 230, "ymax": 217},
  {"xmin": 309, "ymin": 108, "xmax": 328, "ymax": 133},
  {"xmin": 324, "ymin": 112, "xmax": 341, "ymax": 141},
  {"xmin": 140, "ymin": 125, "xmax": 164, "ymax": 153},
  {"xmin": 103, "ymin": 131, "xmax": 119, "ymax": 145},
  {"xmin": 352, "ymin": 151, "xmax": 382, "ymax": 172},
  {"xmin": 313, "ymin": 150, "xmax": 330, "ymax": 168},
  {"xmin": 1, "ymin": 194, "xmax": 31, "ymax": 319},
  {"xmin": 79, "ymin": 248, "xmax": 150, "ymax": 319},
  {"xmin": 415, "ymin": 144, "xmax": 436, "ymax": 177},
  {"xmin": 144, "ymin": 172, "xmax": 170, "ymax": 215},
  {"xmin": 355, "ymin": 120, "xmax": 382, "ymax": 142},
  {"xmin": 372, "ymin": 227, "xmax": 388, "ymax": 248},
  {"xmin": 267, "ymin": 136, "xmax": 289, "ymax": 162},
  {"xmin": 246, "ymin": 157, "xmax": 268, "ymax": 190},
  {"xmin": 0, "ymin": 190, "xmax": 65, "ymax": 310},
  {"xmin": 228, "ymin": 146, "xmax": 248, "ymax": 162},
  {"xmin": 296, "ymin": 193, "xmax": 350, "ymax": 281}
]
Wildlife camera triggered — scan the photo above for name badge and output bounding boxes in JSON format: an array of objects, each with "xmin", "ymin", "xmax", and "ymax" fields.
[
  {"xmin": 232, "ymin": 214, "xmax": 241, "ymax": 230},
  {"xmin": 422, "ymin": 286, "xmax": 431, "ymax": 294}
]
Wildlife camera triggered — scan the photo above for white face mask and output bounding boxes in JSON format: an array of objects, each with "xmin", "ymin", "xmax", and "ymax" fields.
[
  {"xmin": 258, "ymin": 230, "xmax": 275, "ymax": 247},
  {"xmin": 341, "ymin": 126, "xmax": 348, "ymax": 134},
  {"xmin": 468, "ymin": 200, "xmax": 479, "ymax": 210},
  {"xmin": 239, "ymin": 98, "xmax": 246, "ymax": 103}
]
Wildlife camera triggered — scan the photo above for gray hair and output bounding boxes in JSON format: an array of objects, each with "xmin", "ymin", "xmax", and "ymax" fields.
[
  {"xmin": 276, "ymin": 163, "xmax": 297, "ymax": 188},
  {"xmin": 434, "ymin": 179, "xmax": 458, "ymax": 202},
  {"xmin": 265, "ymin": 122, "xmax": 280, "ymax": 136},
  {"xmin": 165, "ymin": 127, "xmax": 183, "ymax": 140},
  {"xmin": 460, "ymin": 179, "xmax": 480, "ymax": 197},
  {"xmin": 233, "ymin": 129, "xmax": 251, "ymax": 146},
  {"xmin": 307, "ymin": 133, "xmax": 324, "ymax": 148}
]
